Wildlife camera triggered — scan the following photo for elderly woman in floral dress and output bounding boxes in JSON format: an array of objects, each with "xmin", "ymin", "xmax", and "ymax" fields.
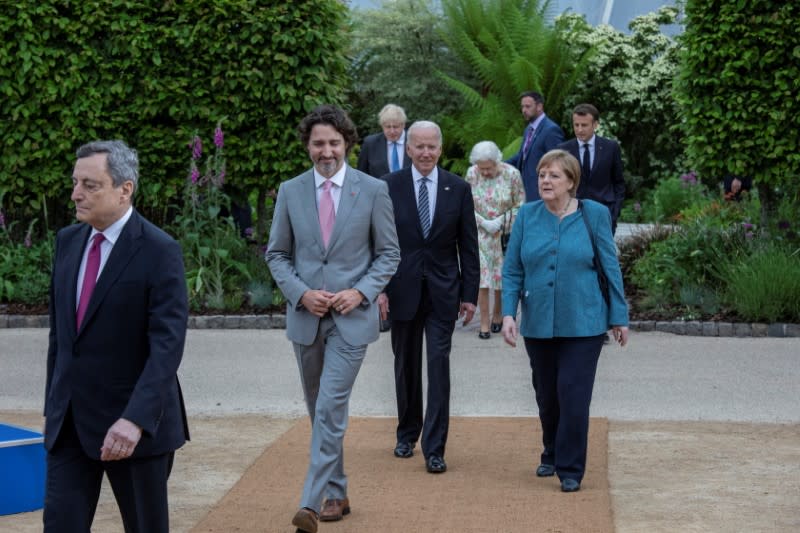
[{"xmin": 464, "ymin": 141, "xmax": 525, "ymax": 339}]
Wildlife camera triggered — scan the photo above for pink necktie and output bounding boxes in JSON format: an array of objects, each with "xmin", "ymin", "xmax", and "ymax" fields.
[
  {"xmin": 76, "ymin": 233, "xmax": 105, "ymax": 329},
  {"xmin": 319, "ymin": 180, "xmax": 335, "ymax": 247}
]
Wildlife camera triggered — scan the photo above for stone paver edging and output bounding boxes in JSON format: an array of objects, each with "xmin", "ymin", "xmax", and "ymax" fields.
[{"xmin": 1, "ymin": 314, "xmax": 798, "ymax": 337}]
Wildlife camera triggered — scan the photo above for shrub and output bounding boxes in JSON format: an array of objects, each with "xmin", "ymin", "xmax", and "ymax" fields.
[
  {"xmin": 0, "ymin": 209, "xmax": 53, "ymax": 304},
  {"xmin": 721, "ymin": 244, "xmax": 800, "ymax": 323},
  {"xmin": 645, "ymin": 172, "xmax": 708, "ymax": 222},
  {"xmin": 631, "ymin": 218, "xmax": 750, "ymax": 303}
]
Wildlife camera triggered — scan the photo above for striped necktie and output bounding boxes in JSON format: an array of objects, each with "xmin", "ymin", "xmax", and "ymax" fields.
[{"xmin": 418, "ymin": 177, "xmax": 430, "ymax": 238}]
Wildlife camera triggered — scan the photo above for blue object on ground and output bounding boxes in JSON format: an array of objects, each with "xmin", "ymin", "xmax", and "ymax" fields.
[{"xmin": 0, "ymin": 423, "xmax": 46, "ymax": 515}]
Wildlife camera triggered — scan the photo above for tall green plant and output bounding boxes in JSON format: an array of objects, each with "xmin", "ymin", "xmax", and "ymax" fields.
[
  {"xmin": 675, "ymin": 1, "xmax": 800, "ymax": 224},
  {"xmin": 0, "ymin": 1, "xmax": 350, "ymax": 240},
  {"xmin": 437, "ymin": 0, "xmax": 591, "ymax": 172}
]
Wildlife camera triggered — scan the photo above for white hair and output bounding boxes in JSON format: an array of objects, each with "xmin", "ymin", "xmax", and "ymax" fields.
[
  {"xmin": 407, "ymin": 121, "xmax": 442, "ymax": 145},
  {"xmin": 469, "ymin": 141, "xmax": 502, "ymax": 164}
]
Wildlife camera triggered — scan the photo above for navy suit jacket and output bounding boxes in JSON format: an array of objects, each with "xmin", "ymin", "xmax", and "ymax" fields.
[
  {"xmin": 558, "ymin": 136, "xmax": 625, "ymax": 223},
  {"xmin": 506, "ymin": 115, "xmax": 565, "ymax": 201},
  {"xmin": 356, "ymin": 132, "xmax": 411, "ymax": 178},
  {"xmin": 45, "ymin": 209, "xmax": 189, "ymax": 460},
  {"xmin": 382, "ymin": 167, "xmax": 480, "ymax": 321}
]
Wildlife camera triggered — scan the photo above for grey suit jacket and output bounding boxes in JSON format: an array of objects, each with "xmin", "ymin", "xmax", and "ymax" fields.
[{"xmin": 266, "ymin": 166, "xmax": 400, "ymax": 346}]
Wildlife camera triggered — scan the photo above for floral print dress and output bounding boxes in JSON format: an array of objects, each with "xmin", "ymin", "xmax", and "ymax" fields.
[{"xmin": 464, "ymin": 162, "xmax": 525, "ymax": 289}]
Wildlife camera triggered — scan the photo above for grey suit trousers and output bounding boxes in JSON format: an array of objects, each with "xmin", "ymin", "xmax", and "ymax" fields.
[{"xmin": 294, "ymin": 316, "xmax": 366, "ymax": 512}]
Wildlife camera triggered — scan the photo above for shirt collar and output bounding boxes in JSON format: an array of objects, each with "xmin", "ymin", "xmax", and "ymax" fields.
[
  {"xmin": 90, "ymin": 206, "xmax": 133, "ymax": 245},
  {"xmin": 411, "ymin": 164, "xmax": 438, "ymax": 184},
  {"xmin": 529, "ymin": 113, "xmax": 546, "ymax": 132},
  {"xmin": 314, "ymin": 163, "xmax": 347, "ymax": 189},
  {"xmin": 581, "ymin": 135, "xmax": 596, "ymax": 147},
  {"xmin": 387, "ymin": 132, "xmax": 406, "ymax": 146}
]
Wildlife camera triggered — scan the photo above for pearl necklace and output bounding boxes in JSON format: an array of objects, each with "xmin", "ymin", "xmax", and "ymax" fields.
[{"xmin": 555, "ymin": 198, "xmax": 573, "ymax": 217}]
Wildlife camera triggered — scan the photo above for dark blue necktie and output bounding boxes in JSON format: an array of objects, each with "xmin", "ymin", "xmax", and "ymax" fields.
[
  {"xmin": 418, "ymin": 177, "xmax": 430, "ymax": 238},
  {"xmin": 582, "ymin": 143, "xmax": 591, "ymax": 180}
]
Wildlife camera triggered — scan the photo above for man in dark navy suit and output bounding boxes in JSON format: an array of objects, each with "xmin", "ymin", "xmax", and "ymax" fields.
[
  {"xmin": 44, "ymin": 140, "xmax": 189, "ymax": 532},
  {"xmin": 506, "ymin": 91, "xmax": 565, "ymax": 201},
  {"xmin": 378, "ymin": 121, "xmax": 479, "ymax": 474},
  {"xmin": 558, "ymin": 103, "xmax": 626, "ymax": 233},
  {"xmin": 356, "ymin": 103, "xmax": 411, "ymax": 179}
]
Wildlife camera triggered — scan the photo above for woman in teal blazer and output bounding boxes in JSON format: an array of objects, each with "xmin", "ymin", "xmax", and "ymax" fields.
[{"xmin": 501, "ymin": 149, "xmax": 629, "ymax": 492}]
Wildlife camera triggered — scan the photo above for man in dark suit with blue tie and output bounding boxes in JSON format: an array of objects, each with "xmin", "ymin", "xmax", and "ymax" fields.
[
  {"xmin": 356, "ymin": 103, "xmax": 411, "ymax": 178},
  {"xmin": 378, "ymin": 120, "xmax": 480, "ymax": 474},
  {"xmin": 557, "ymin": 103, "xmax": 626, "ymax": 234},
  {"xmin": 44, "ymin": 140, "xmax": 189, "ymax": 532},
  {"xmin": 506, "ymin": 91, "xmax": 565, "ymax": 201}
]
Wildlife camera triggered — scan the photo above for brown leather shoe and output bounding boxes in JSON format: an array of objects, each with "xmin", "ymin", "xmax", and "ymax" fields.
[
  {"xmin": 319, "ymin": 498, "xmax": 350, "ymax": 522},
  {"xmin": 291, "ymin": 507, "xmax": 318, "ymax": 533}
]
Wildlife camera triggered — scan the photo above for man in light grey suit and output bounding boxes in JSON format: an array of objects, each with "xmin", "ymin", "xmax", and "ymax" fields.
[{"xmin": 266, "ymin": 105, "xmax": 400, "ymax": 533}]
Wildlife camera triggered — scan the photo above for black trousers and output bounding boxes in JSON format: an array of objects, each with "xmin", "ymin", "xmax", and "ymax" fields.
[
  {"xmin": 43, "ymin": 409, "xmax": 174, "ymax": 533},
  {"xmin": 391, "ymin": 281, "xmax": 456, "ymax": 458},
  {"xmin": 524, "ymin": 335, "xmax": 604, "ymax": 483}
]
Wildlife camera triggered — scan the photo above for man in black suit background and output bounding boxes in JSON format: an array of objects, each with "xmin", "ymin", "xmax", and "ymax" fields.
[
  {"xmin": 378, "ymin": 121, "xmax": 480, "ymax": 474},
  {"xmin": 506, "ymin": 91, "xmax": 565, "ymax": 201},
  {"xmin": 44, "ymin": 140, "xmax": 189, "ymax": 532},
  {"xmin": 356, "ymin": 103, "xmax": 411, "ymax": 178},
  {"xmin": 558, "ymin": 103, "xmax": 626, "ymax": 233}
]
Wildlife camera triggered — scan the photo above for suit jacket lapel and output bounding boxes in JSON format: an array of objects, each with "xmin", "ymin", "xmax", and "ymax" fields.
[
  {"xmin": 298, "ymin": 170, "xmax": 326, "ymax": 252},
  {"xmin": 430, "ymin": 168, "xmax": 450, "ymax": 236},
  {"xmin": 593, "ymin": 138, "xmax": 604, "ymax": 171},
  {"xmin": 77, "ymin": 211, "xmax": 144, "ymax": 335},
  {"xmin": 327, "ymin": 169, "xmax": 360, "ymax": 250}
]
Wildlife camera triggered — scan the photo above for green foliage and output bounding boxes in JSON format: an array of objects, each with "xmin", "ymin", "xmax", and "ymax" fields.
[
  {"xmin": 556, "ymin": 6, "xmax": 684, "ymax": 194},
  {"xmin": 437, "ymin": 0, "xmax": 591, "ymax": 173},
  {"xmin": 646, "ymin": 172, "xmax": 708, "ymax": 222},
  {"xmin": 721, "ymin": 244, "xmax": 800, "ymax": 322},
  {"xmin": 0, "ymin": 0, "xmax": 350, "ymax": 239},
  {"xmin": 630, "ymin": 217, "xmax": 751, "ymax": 303},
  {"xmin": 346, "ymin": 0, "xmax": 469, "ymax": 137},
  {"xmin": 0, "ymin": 208, "xmax": 53, "ymax": 304},
  {"xmin": 674, "ymin": 1, "xmax": 800, "ymax": 219}
]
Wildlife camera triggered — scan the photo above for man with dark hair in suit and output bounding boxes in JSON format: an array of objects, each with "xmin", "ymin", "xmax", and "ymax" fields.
[
  {"xmin": 558, "ymin": 103, "xmax": 626, "ymax": 234},
  {"xmin": 267, "ymin": 105, "xmax": 400, "ymax": 533},
  {"xmin": 44, "ymin": 140, "xmax": 189, "ymax": 532},
  {"xmin": 507, "ymin": 91, "xmax": 565, "ymax": 201},
  {"xmin": 378, "ymin": 120, "xmax": 480, "ymax": 475}
]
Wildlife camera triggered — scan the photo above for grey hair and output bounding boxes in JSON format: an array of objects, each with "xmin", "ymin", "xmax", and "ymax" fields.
[
  {"xmin": 469, "ymin": 141, "xmax": 503, "ymax": 164},
  {"xmin": 378, "ymin": 104, "xmax": 407, "ymax": 126},
  {"xmin": 76, "ymin": 140, "xmax": 139, "ymax": 193},
  {"xmin": 407, "ymin": 120, "xmax": 442, "ymax": 145}
]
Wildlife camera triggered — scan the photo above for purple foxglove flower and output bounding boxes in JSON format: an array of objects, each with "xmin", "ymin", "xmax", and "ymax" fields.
[
  {"xmin": 218, "ymin": 170, "xmax": 225, "ymax": 184},
  {"xmin": 214, "ymin": 126, "xmax": 224, "ymax": 148},
  {"xmin": 741, "ymin": 222, "xmax": 753, "ymax": 230},
  {"xmin": 190, "ymin": 167, "xmax": 200, "ymax": 184},
  {"xmin": 192, "ymin": 136, "xmax": 202, "ymax": 160},
  {"xmin": 24, "ymin": 232, "xmax": 32, "ymax": 248},
  {"xmin": 244, "ymin": 227, "xmax": 254, "ymax": 237},
  {"xmin": 0, "ymin": 211, "xmax": 5, "ymax": 228}
]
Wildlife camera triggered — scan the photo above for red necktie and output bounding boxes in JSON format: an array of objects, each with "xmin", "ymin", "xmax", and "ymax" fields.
[
  {"xmin": 76, "ymin": 233, "xmax": 105, "ymax": 329},
  {"xmin": 319, "ymin": 180, "xmax": 335, "ymax": 247}
]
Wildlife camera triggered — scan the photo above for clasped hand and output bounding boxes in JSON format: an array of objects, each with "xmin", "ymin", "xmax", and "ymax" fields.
[{"xmin": 301, "ymin": 288, "xmax": 363, "ymax": 317}]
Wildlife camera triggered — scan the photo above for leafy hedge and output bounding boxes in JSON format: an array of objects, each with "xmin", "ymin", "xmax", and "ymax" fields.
[
  {"xmin": 675, "ymin": 0, "xmax": 800, "ymax": 218},
  {"xmin": 0, "ymin": 0, "xmax": 350, "ymax": 237}
]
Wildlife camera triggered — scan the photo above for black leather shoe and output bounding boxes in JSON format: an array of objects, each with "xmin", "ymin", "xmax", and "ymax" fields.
[
  {"xmin": 536, "ymin": 464, "xmax": 555, "ymax": 477},
  {"xmin": 561, "ymin": 478, "xmax": 580, "ymax": 492},
  {"xmin": 478, "ymin": 331, "xmax": 491, "ymax": 339},
  {"xmin": 491, "ymin": 322, "xmax": 502, "ymax": 333},
  {"xmin": 426, "ymin": 455, "xmax": 447, "ymax": 473},
  {"xmin": 394, "ymin": 442, "xmax": 414, "ymax": 458}
]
